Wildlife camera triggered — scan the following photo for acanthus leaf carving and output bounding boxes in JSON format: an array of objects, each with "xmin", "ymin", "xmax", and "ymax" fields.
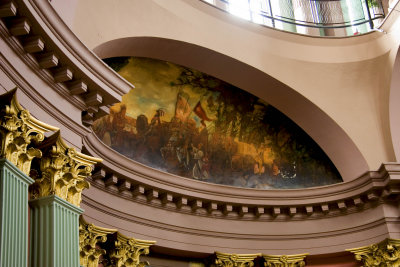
[
  {"xmin": 347, "ymin": 238, "xmax": 400, "ymax": 266},
  {"xmin": 79, "ymin": 216, "xmax": 117, "ymax": 267},
  {"xmin": 29, "ymin": 130, "xmax": 101, "ymax": 206},
  {"xmin": 262, "ymin": 253, "xmax": 308, "ymax": 267},
  {"xmin": 0, "ymin": 89, "xmax": 58, "ymax": 175},
  {"xmin": 215, "ymin": 252, "xmax": 261, "ymax": 267},
  {"xmin": 109, "ymin": 232, "xmax": 156, "ymax": 267}
]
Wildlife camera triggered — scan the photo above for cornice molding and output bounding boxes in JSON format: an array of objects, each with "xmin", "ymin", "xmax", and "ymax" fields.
[
  {"xmin": 0, "ymin": 47, "xmax": 90, "ymax": 139},
  {"xmin": 82, "ymin": 193, "xmax": 395, "ymax": 240},
  {"xmin": 0, "ymin": 0, "xmax": 133, "ymax": 127},
  {"xmin": 82, "ymin": 131, "xmax": 400, "ymax": 220}
]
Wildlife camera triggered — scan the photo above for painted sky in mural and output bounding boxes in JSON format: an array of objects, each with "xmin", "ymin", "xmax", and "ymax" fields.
[{"xmin": 93, "ymin": 57, "xmax": 342, "ymax": 189}]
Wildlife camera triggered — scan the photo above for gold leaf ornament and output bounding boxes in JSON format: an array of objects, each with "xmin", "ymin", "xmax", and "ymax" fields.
[{"xmin": 0, "ymin": 89, "xmax": 58, "ymax": 175}]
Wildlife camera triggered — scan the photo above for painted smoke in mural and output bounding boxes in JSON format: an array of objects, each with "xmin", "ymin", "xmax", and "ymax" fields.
[{"xmin": 93, "ymin": 57, "xmax": 342, "ymax": 189}]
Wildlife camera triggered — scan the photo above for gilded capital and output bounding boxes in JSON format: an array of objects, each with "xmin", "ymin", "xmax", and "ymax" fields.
[
  {"xmin": 29, "ymin": 130, "xmax": 101, "ymax": 206},
  {"xmin": 109, "ymin": 232, "xmax": 156, "ymax": 267},
  {"xmin": 79, "ymin": 216, "xmax": 116, "ymax": 267},
  {"xmin": 215, "ymin": 252, "xmax": 261, "ymax": 267},
  {"xmin": 0, "ymin": 89, "xmax": 58, "ymax": 175},
  {"xmin": 263, "ymin": 253, "xmax": 308, "ymax": 267},
  {"xmin": 347, "ymin": 238, "xmax": 400, "ymax": 266}
]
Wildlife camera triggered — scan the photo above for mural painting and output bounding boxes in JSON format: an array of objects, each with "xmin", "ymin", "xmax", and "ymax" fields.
[{"xmin": 93, "ymin": 57, "xmax": 342, "ymax": 189}]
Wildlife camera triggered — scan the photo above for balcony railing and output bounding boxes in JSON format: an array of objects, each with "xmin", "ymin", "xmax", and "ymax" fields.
[{"xmin": 202, "ymin": 0, "xmax": 385, "ymax": 37}]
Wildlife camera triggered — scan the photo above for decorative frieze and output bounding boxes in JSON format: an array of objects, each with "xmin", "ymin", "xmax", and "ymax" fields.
[
  {"xmin": 29, "ymin": 130, "xmax": 101, "ymax": 207},
  {"xmin": 79, "ymin": 216, "xmax": 116, "ymax": 267},
  {"xmin": 0, "ymin": 89, "xmax": 58, "ymax": 176},
  {"xmin": 347, "ymin": 238, "xmax": 400, "ymax": 266},
  {"xmin": 215, "ymin": 252, "xmax": 261, "ymax": 267},
  {"xmin": 109, "ymin": 232, "xmax": 156, "ymax": 267},
  {"xmin": 263, "ymin": 253, "xmax": 308, "ymax": 267}
]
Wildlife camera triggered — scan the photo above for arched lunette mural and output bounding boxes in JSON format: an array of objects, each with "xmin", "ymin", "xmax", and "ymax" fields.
[{"xmin": 93, "ymin": 57, "xmax": 342, "ymax": 189}]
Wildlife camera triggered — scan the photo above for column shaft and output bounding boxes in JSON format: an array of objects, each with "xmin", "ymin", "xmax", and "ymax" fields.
[
  {"xmin": 0, "ymin": 159, "xmax": 33, "ymax": 267},
  {"xmin": 29, "ymin": 195, "xmax": 83, "ymax": 267}
]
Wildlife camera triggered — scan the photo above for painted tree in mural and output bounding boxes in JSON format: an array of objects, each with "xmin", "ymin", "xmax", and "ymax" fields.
[{"xmin": 170, "ymin": 67, "xmax": 341, "ymax": 187}]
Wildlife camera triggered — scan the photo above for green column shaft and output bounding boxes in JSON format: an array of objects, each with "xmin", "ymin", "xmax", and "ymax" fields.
[
  {"xmin": 29, "ymin": 195, "xmax": 83, "ymax": 267},
  {"xmin": 0, "ymin": 159, "xmax": 34, "ymax": 267}
]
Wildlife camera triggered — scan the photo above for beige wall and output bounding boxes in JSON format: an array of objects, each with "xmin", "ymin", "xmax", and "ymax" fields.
[{"xmin": 48, "ymin": 0, "xmax": 79, "ymax": 28}]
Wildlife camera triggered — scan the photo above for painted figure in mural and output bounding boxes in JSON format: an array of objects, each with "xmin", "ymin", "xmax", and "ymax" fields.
[
  {"xmin": 191, "ymin": 143, "xmax": 210, "ymax": 180},
  {"xmin": 92, "ymin": 57, "xmax": 343, "ymax": 189}
]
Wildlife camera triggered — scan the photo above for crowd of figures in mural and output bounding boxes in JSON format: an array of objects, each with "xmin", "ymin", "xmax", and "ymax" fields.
[{"xmin": 93, "ymin": 57, "xmax": 342, "ymax": 189}]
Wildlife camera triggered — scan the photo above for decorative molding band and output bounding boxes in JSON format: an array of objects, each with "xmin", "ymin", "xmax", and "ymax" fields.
[
  {"xmin": 83, "ymin": 131, "xmax": 400, "ymax": 221},
  {"xmin": 215, "ymin": 252, "xmax": 261, "ymax": 267},
  {"xmin": 263, "ymin": 253, "xmax": 308, "ymax": 267},
  {"xmin": 347, "ymin": 238, "xmax": 400, "ymax": 266},
  {"xmin": 0, "ymin": 0, "xmax": 133, "ymax": 126},
  {"xmin": 79, "ymin": 216, "xmax": 116, "ymax": 267},
  {"xmin": 0, "ymin": 88, "xmax": 58, "ymax": 175}
]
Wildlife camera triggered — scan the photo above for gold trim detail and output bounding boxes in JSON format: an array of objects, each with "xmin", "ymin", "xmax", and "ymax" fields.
[
  {"xmin": 347, "ymin": 238, "xmax": 400, "ymax": 266},
  {"xmin": 215, "ymin": 252, "xmax": 261, "ymax": 267},
  {"xmin": 0, "ymin": 89, "xmax": 58, "ymax": 175},
  {"xmin": 29, "ymin": 130, "xmax": 102, "ymax": 206},
  {"xmin": 109, "ymin": 232, "xmax": 156, "ymax": 267},
  {"xmin": 79, "ymin": 216, "xmax": 117, "ymax": 267},
  {"xmin": 262, "ymin": 253, "xmax": 308, "ymax": 267}
]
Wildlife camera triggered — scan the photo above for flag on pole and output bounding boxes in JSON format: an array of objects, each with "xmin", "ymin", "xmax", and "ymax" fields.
[{"xmin": 194, "ymin": 101, "xmax": 212, "ymax": 127}]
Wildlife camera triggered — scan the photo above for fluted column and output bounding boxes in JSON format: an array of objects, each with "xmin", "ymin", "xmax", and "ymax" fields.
[
  {"xmin": 29, "ymin": 195, "xmax": 83, "ymax": 267},
  {"xmin": 0, "ymin": 159, "xmax": 33, "ymax": 267},
  {"xmin": 0, "ymin": 89, "xmax": 56, "ymax": 267},
  {"xmin": 0, "ymin": 88, "xmax": 103, "ymax": 267},
  {"xmin": 28, "ymin": 131, "xmax": 102, "ymax": 267}
]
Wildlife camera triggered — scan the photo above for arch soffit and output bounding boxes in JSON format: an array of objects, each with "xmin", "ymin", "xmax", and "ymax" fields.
[
  {"xmin": 93, "ymin": 36, "xmax": 369, "ymax": 181},
  {"xmin": 389, "ymin": 46, "xmax": 400, "ymax": 161}
]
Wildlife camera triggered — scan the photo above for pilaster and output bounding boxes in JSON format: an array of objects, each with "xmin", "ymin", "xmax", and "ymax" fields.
[{"xmin": 0, "ymin": 158, "xmax": 33, "ymax": 267}]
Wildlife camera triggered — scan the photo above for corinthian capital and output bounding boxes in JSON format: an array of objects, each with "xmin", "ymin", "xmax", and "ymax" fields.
[
  {"xmin": 0, "ymin": 89, "xmax": 58, "ymax": 175},
  {"xmin": 29, "ymin": 130, "xmax": 101, "ymax": 206},
  {"xmin": 79, "ymin": 216, "xmax": 116, "ymax": 267},
  {"xmin": 215, "ymin": 252, "xmax": 261, "ymax": 267},
  {"xmin": 263, "ymin": 253, "xmax": 308, "ymax": 267},
  {"xmin": 347, "ymin": 238, "xmax": 400, "ymax": 266},
  {"xmin": 109, "ymin": 232, "xmax": 156, "ymax": 267}
]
